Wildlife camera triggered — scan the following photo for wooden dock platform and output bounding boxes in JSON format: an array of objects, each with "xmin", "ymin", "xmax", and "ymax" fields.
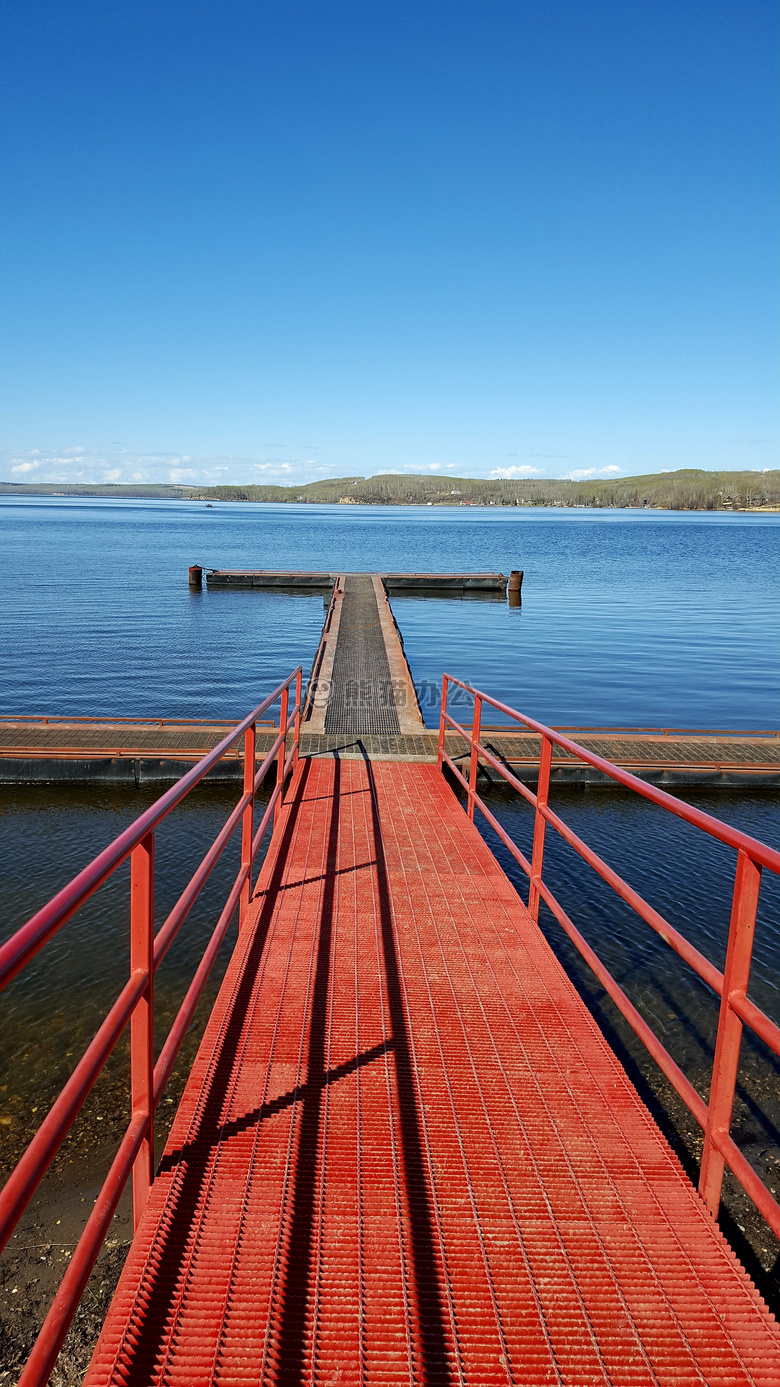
[
  {"xmin": 205, "ymin": 568, "xmax": 509, "ymax": 592},
  {"xmin": 206, "ymin": 569, "xmax": 336, "ymax": 589},
  {"xmin": 304, "ymin": 573, "xmax": 425, "ymax": 736}
]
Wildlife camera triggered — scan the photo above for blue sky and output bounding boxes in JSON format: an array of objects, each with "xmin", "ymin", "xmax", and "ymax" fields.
[{"xmin": 0, "ymin": 0, "xmax": 777, "ymax": 487}]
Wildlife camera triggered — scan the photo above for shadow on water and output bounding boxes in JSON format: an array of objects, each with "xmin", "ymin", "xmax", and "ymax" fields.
[
  {"xmin": 551, "ymin": 959, "xmax": 780, "ymax": 1318},
  {"xmin": 463, "ymin": 777, "xmax": 780, "ymax": 1315},
  {"xmin": 0, "ymin": 782, "xmax": 274, "ymax": 1181}
]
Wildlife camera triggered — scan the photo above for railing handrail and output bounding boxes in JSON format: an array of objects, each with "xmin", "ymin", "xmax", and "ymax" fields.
[
  {"xmin": 0, "ymin": 668, "xmax": 303, "ymax": 1386},
  {"xmin": 438, "ymin": 672, "xmax": 780, "ymax": 1244},
  {"xmin": 3, "ymin": 714, "xmax": 777, "ymax": 738},
  {"xmin": 442, "ymin": 675, "xmax": 780, "ymax": 874},
  {"xmin": 0, "ymin": 715, "xmax": 278, "ymax": 727},
  {"xmin": 476, "ymin": 722, "xmax": 780, "ymax": 739},
  {"xmin": 0, "ymin": 672, "xmax": 301, "ymax": 994}
]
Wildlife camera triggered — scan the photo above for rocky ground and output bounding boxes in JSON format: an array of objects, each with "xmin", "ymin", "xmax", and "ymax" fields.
[{"xmin": 0, "ymin": 1066, "xmax": 188, "ymax": 1384}]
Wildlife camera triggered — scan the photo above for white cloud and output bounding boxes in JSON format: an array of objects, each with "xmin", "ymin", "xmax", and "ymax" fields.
[
  {"xmin": 0, "ymin": 447, "xmax": 642, "ymax": 490},
  {"xmin": 490, "ymin": 465, "xmax": 542, "ymax": 479},
  {"xmin": 565, "ymin": 468, "xmax": 596, "ymax": 480},
  {"xmin": 251, "ymin": 459, "xmax": 323, "ymax": 478}
]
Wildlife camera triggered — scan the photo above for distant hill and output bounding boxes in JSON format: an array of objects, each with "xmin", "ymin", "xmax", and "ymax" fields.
[
  {"xmin": 0, "ymin": 482, "xmax": 183, "ymax": 498},
  {"xmin": 185, "ymin": 468, "xmax": 780, "ymax": 509},
  {"xmin": 1, "ymin": 469, "xmax": 778, "ymax": 510}
]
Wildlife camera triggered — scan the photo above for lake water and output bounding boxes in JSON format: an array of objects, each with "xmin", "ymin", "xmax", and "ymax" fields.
[
  {"xmin": 1, "ymin": 498, "xmax": 779, "ymax": 1300},
  {"xmin": 0, "ymin": 496, "xmax": 778, "ymax": 726}
]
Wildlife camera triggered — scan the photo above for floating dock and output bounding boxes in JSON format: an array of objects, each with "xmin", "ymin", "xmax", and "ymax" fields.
[
  {"xmin": 0, "ymin": 722, "xmax": 777, "ymax": 786},
  {"xmin": 205, "ymin": 568, "xmax": 509, "ymax": 592},
  {"xmin": 206, "ymin": 569, "xmax": 336, "ymax": 589},
  {"xmin": 1, "ymin": 570, "xmax": 778, "ymax": 785}
]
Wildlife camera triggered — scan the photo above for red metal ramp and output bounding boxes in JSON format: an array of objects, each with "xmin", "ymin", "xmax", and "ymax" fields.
[{"xmin": 84, "ymin": 759, "xmax": 778, "ymax": 1385}]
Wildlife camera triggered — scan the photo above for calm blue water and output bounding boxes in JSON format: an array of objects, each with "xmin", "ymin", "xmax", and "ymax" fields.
[
  {"xmin": 0, "ymin": 498, "xmax": 778, "ymax": 1286},
  {"xmin": 0, "ymin": 497, "xmax": 778, "ymax": 727}
]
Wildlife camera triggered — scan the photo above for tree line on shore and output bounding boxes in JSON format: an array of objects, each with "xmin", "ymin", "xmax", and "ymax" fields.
[{"xmin": 2, "ymin": 468, "xmax": 778, "ymax": 510}]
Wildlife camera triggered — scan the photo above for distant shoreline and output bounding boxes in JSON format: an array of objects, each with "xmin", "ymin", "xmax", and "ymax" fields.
[{"xmin": 1, "ymin": 466, "xmax": 779, "ymax": 513}]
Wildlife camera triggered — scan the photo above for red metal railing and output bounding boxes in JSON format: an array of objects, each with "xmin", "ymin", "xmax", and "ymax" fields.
[
  {"xmin": 0, "ymin": 715, "xmax": 277, "ymax": 727},
  {"xmin": 438, "ymin": 673, "xmax": 780, "ymax": 1238},
  {"xmin": 0, "ymin": 668, "xmax": 302, "ymax": 1387},
  {"xmin": 478, "ymin": 723, "xmax": 780, "ymax": 739}
]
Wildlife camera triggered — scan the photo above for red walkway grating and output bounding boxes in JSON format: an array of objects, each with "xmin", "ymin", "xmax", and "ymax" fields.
[{"xmin": 84, "ymin": 759, "xmax": 779, "ymax": 1385}]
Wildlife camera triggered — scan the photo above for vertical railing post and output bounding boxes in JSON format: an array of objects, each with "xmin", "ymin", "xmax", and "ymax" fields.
[
  {"xmin": 293, "ymin": 669, "xmax": 302, "ymax": 766},
  {"xmin": 239, "ymin": 721, "xmax": 256, "ymax": 930},
  {"xmin": 699, "ymin": 849, "xmax": 762, "ymax": 1215},
  {"xmin": 275, "ymin": 685, "xmax": 289, "ymax": 825},
  {"xmin": 527, "ymin": 735, "xmax": 552, "ymax": 921},
  {"xmin": 467, "ymin": 693, "xmax": 482, "ymax": 822},
  {"xmin": 130, "ymin": 831, "xmax": 154, "ymax": 1228},
  {"xmin": 437, "ymin": 675, "xmax": 449, "ymax": 771}
]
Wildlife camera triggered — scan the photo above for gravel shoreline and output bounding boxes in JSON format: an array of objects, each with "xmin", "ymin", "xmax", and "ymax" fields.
[{"xmin": 0, "ymin": 1067, "xmax": 189, "ymax": 1383}]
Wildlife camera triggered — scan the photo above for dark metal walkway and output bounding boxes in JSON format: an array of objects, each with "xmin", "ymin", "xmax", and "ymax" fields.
[{"xmin": 323, "ymin": 574, "xmax": 402, "ymax": 736}]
